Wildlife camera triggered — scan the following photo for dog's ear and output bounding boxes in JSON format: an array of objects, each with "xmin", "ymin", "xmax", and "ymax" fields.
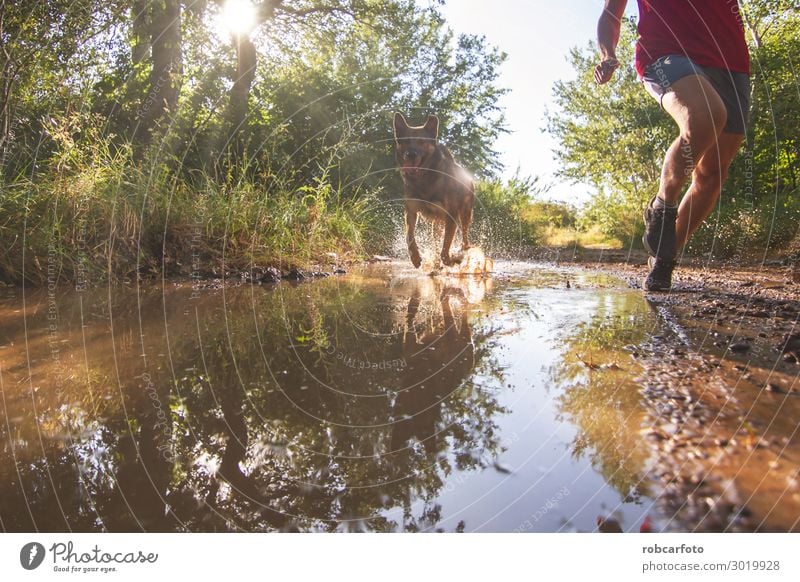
[
  {"xmin": 393, "ymin": 112, "xmax": 410, "ymax": 140},
  {"xmin": 423, "ymin": 115, "xmax": 439, "ymax": 139}
]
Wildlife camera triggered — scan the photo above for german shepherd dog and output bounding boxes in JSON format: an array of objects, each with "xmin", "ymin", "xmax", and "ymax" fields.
[{"xmin": 393, "ymin": 113, "xmax": 474, "ymax": 268}]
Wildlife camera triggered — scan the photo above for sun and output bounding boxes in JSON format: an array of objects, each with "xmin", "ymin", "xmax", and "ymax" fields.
[{"xmin": 218, "ymin": 0, "xmax": 258, "ymax": 38}]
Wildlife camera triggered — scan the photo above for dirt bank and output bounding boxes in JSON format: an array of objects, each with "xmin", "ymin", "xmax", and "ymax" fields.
[{"xmin": 565, "ymin": 257, "xmax": 799, "ymax": 531}]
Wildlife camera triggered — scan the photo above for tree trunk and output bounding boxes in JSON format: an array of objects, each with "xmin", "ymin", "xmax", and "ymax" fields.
[
  {"xmin": 219, "ymin": 1, "xmax": 287, "ymax": 167},
  {"xmin": 0, "ymin": 0, "xmax": 14, "ymax": 167},
  {"xmin": 0, "ymin": 60, "xmax": 14, "ymax": 170},
  {"xmin": 223, "ymin": 35, "xmax": 257, "ymax": 163},
  {"xmin": 739, "ymin": 2, "xmax": 763, "ymax": 50},
  {"xmin": 131, "ymin": 0, "xmax": 151, "ymax": 67},
  {"xmin": 136, "ymin": 0, "xmax": 182, "ymax": 145}
]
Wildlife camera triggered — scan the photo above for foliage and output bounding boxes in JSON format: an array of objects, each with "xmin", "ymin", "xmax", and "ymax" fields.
[
  {"xmin": 473, "ymin": 175, "xmax": 549, "ymax": 255},
  {"xmin": 547, "ymin": 19, "xmax": 670, "ymax": 246},
  {"xmin": 0, "ymin": 0, "xmax": 510, "ymax": 284},
  {"xmin": 0, "ymin": 115, "xmax": 377, "ymax": 285},
  {"xmin": 471, "ymin": 176, "xmax": 621, "ymax": 253}
]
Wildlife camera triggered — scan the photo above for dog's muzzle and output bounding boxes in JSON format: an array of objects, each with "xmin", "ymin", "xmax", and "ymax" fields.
[{"xmin": 400, "ymin": 164, "xmax": 422, "ymax": 177}]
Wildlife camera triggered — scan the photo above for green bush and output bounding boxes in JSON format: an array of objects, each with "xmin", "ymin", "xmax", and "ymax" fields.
[
  {"xmin": 472, "ymin": 176, "xmax": 550, "ymax": 256},
  {"xmin": 687, "ymin": 188, "xmax": 800, "ymax": 259}
]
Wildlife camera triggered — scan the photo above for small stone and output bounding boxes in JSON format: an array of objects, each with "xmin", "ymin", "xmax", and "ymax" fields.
[
  {"xmin": 729, "ymin": 341, "xmax": 751, "ymax": 353},
  {"xmin": 260, "ymin": 267, "xmax": 281, "ymax": 283},
  {"xmin": 283, "ymin": 268, "xmax": 305, "ymax": 281}
]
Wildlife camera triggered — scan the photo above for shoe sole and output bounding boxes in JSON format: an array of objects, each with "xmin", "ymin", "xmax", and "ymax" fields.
[{"xmin": 642, "ymin": 279, "xmax": 671, "ymax": 292}]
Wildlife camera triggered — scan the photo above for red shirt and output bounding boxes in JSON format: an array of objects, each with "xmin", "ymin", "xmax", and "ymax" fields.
[{"xmin": 635, "ymin": 0, "xmax": 750, "ymax": 77}]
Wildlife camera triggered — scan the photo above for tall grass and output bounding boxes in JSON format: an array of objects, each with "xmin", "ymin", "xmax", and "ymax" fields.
[
  {"xmin": 472, "ymin": 177, "xmax": 623, "ymax": 256},
  {"xmin": 0, "ymin": 124, "xmax": 379, "ymax": 286},
  {"xmin": 473, "ymin": 178, "xmax": 542, "ymax": 256}
]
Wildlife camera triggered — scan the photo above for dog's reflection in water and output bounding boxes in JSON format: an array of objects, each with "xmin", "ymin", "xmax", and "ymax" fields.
[{"xmin": 390, "ymin": 280, "xmax": 482, "ymax": 457}]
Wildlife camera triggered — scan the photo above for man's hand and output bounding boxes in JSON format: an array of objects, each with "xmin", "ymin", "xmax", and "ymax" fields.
[
  {"xmin": 596, "ymin": 1, "xmax": 626, "ymax": 84},
  {"xmin": 594, "ymin": 57, "xmax": 619, "ymax": 84}
]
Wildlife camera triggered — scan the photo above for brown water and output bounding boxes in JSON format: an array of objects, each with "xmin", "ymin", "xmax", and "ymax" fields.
[{"xmin": 0, "ymin": 261, "xmax": 794, "ymax": 532}]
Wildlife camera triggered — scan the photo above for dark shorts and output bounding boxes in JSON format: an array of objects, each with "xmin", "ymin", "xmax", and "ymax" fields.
[{"xmin": 642, "ymin": 55, "xmax": 751, "ymax": 135}]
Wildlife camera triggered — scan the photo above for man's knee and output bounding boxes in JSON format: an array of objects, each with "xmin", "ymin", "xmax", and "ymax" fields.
[{"xmin": 693, "ymin": 158, "xmax": 726, "ymax": 192}]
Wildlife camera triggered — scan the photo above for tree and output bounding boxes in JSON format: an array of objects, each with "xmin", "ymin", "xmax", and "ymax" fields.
[
  {"xmin": 0, "ymin": 0, "xmax": 511, "ymax": 284},
  {"xmin": 0, "ymin": 0, "xmax": 123, "ymax": 173},
  {"xmin": 239, "ymin": 1, "xmax": 507, "ymax": 189},
  {"xmin": 547, "ymin": 19, "xmax": 671, "ymax": 242},
  {"xmin": 133, "ymin": 0, "xmax": 183, "ymax": 146},
  {"xmin": 215, "ymin": 0, "xmax": 394, "ymax": 163}
]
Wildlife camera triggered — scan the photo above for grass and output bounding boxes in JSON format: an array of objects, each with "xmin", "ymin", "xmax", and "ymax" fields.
[
  {"xmin": 1, "ymin": 127, "xmax": 636, "ymax": 287},
  {"xmin": 542, "ymin": 225, "xmax": 623, "ymax": 250},
  {"xmin": 0, "ymin": 142, "xmax": 379, "ymax": 286}
]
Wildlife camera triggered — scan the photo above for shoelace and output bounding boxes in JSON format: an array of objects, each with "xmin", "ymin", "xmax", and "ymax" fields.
[{"xmin": 650, "ymin": 206, "xmax": 677, "ymax": 219}]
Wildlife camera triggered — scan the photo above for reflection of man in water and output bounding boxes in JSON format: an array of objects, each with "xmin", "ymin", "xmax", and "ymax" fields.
[
  {"xmin": 595, "ymin": 1, "xmax": 750, "ymax": 291},
  {"xmin": 391, "ymin": 286, "xmax": 475, "ymax": 456}
]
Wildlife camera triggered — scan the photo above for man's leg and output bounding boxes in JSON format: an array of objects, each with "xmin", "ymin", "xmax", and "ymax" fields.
[
  {"xmin": 643, "ymin": 74, "xmax": 728, "ymax": 291},
  {"xmin": 658, "ymin": 74, "xmax": 728, "ymax": 205},
  {"xmin": 676, "ymin": 132, "xmax": 745, "ymax": 249}
]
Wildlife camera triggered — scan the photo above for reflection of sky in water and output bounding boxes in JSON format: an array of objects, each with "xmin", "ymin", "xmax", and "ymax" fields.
[{"xmin": 382, "ymin": 283, "xmax": 656, "ymax": 532}]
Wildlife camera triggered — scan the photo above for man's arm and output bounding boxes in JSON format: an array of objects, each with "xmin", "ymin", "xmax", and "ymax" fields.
[{"xmin": 595, "ymin": 0, "xmax": 627, "ymax": 85}]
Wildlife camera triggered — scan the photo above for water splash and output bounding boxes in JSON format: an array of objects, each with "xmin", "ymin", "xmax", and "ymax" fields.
[{"xmin": 439, "ymin": 247, "xmax": 494, "ymax": 276}]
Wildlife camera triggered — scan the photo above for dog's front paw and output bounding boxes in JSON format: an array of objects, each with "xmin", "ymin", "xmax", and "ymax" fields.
[
  {"xmin": 410, "ymin": 250, "xmax": 422, "ymax": 268},
  {"xmin": 442, "ymin": 252, "xmax": 465, "ymax": 266}
]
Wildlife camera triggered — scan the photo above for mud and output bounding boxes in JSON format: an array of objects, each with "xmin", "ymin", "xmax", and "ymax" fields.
[{"xmin": 566, "ymin": 259, "xmax": 800, "ymax": 531}]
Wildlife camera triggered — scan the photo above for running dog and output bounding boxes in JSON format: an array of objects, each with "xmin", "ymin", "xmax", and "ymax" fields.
[{"xmin": 393, "ymin": 112, "xmax": 474, "ymax": 268}]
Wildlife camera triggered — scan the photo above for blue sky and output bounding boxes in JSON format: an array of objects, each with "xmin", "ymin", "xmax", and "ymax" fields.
[{"xmin": 440, "ymin": 0, "xmax": 640, "ymax": 203}]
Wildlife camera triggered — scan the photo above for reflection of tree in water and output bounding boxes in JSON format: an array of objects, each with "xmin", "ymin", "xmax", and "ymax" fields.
[
  {"xmin": 170, "ymin": 275, "xmax": 508, "ymax": 532},
  {"xmin": 0, "ymin": 381, "xmax": 178, "ymax": 531},
  {"xmin": 0, "ymin": 272, "xmax": 509, "ymax": 531},
  {"xmin": 550, "ymin": 293, "xmax": 654, "ymax": 503},
  {"xmin": 0, "ymin": 287, "xmax": 179, "ymax": 531}
]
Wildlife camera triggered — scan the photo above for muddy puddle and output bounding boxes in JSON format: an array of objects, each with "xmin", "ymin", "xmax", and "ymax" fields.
[{"xmin": 0, "ymin": 261, "xmax": 797, "ymax": 532}]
